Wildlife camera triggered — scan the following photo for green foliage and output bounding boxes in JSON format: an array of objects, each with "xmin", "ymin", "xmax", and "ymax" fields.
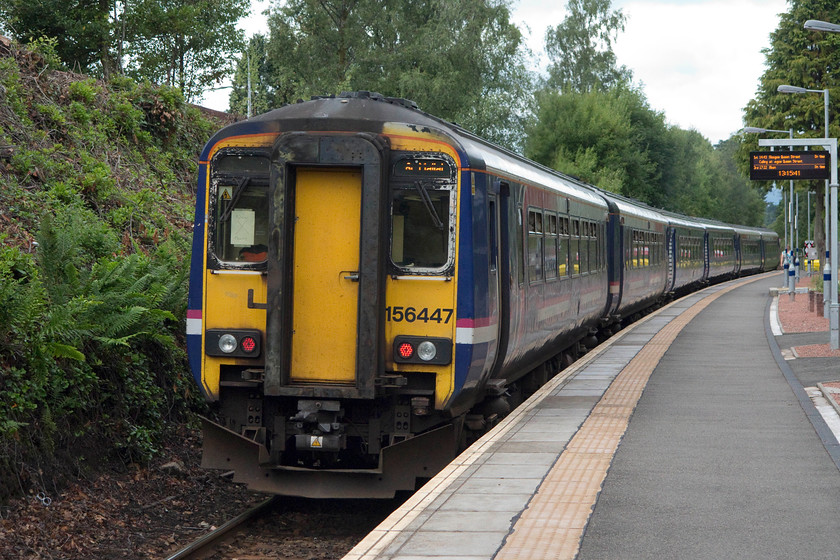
[
  {"xmin": 35, "ymin": 102, "xmax": 67, "ymax": 127},
  {"xmin": 545, "ymin": 0, "xmax": 631, "ymax": 92},
  {"xmin": 0, "ymin": 0, "xmax": 116, "ymax": 77},
  {"xmin": 26, "ymin": 36, "xmax": 64, "ymax": 71},
  {"xmin": 741, "ymin": 0, "xmax": 840, "ymax": 257},
  {"xmin": 526, "ymin": 87, "xmax": 667, "ymax": 204},
  {"xmin": 2, "ymin": 0, "xmax": 247, "ymax": 97},
  {"xmin": 228, "ymin": 34, "xmax": 273, "ymax": 117},
  {"xmin": 0, "ymin": 215, "xmax": 197, "ymax": 468},
  {"xmin": 0, "ymin": 57, "xmax": 30, "ymax": 123},
  {"xmin": 68, "ymin": 79, "xmax": 100, "ymax": 105},
  {"xmin": 123, "ymin": 0, "xmax": 249, "ymax": 101},
  {"xmin": 0, "ymin": 40, "xmax": 215, "ymax": 498},
  {"xmin": 241, "ymin": 0, "xmax": 534, "ymax": 152},
  {"xmin": 526, "ymin": 88, "xmax": 766, "ymax": 225},
  {"xmin": 68, "ymin": 100, "xmax": 91, "ymax": 125}
]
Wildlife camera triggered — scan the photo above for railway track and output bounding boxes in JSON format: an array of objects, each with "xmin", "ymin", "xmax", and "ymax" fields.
[
  {"xmin": 165, "ymin": 496, "xmax": 278, "ymax": 560},
  {"xmin": 165, "ymin": 494, "xmax": 406, "ymax": 559}
]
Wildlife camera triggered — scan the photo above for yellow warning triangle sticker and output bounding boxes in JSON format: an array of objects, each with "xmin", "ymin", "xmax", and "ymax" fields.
[
  {"xmin": 220, "ymin": 186, "xmax": 233, "ymax": 200},
  {"xmin": 311, "ymin": 436, "xmax": 322, "ymax": 448}
]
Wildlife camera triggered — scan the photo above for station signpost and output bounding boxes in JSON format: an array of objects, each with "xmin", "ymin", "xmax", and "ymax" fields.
[{"xmin": 751, "ymin": 138, "xmax": 839, "ymax": 349}]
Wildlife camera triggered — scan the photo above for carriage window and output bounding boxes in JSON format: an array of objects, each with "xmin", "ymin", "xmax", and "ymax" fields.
[
  {"xmin": 546, "ymin": 213, "xmax": 558, "ymax": 279},
  {"xmin": 390, "ymin": 155, "xmax": 456, "ymax": 273},
  {"xmin": 559, "ymin": 216, "xmax": 570, "ymax": 276},
  {"xmin": 516, "ymin": 204, "xmax": 525, "ymax": 284},
  {"xmin": 580, "ymin": 221, "xmax": 590, "ymax": 274},
  {"xmin": 528, "ymin": 209, "xmax": 544, "ymax": 282},
  {"xmin": 211, "ymin": 154, "xmax": 270, "ymax": 264},
  {"xmin": 571, "ymin": 219, "xmax": 580, "ymax": 275}
]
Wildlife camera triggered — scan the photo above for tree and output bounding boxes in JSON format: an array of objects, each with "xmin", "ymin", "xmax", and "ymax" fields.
[
  {"xmin": 0, "ymin": 0, "xmax": 119, "ymax": 78},
  {"xmin": 123, "ymin": 0, "xmax": 249, "ymax": 102},
  {"xmin": 240, "ymin": 0, "xmax": 533, "ymax": 151},
  {"xmin": 544, "ymin": 0, "xmax": 631, "ymax": 92},
  {"xmin": 742, "ymin": 0, "xmax": 840, "ymax": 255},
  {"xmin": 706, "ymin": 137, "xmax": 765, "ymax": 226},
  {"xmin": 525, "ymin": 87, "xmax": 764, "ymax": 224},
  {"xmin": 524, "ymin": 86, "xmax": 667, "ymax": 206}
]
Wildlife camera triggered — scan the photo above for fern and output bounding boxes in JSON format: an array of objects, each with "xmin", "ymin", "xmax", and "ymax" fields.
[{"xmin": 45, "ymin": 342, "xmax": 85, "ymax": 361}]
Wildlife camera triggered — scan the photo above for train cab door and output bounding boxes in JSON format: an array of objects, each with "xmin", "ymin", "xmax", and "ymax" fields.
[
  {"xmin": 264, "ymin": 133, "xmax": 388, "ymax": 398},
  {"xmin": 290, "ymin": 168, "xmax": 361, "ymax": 384}
]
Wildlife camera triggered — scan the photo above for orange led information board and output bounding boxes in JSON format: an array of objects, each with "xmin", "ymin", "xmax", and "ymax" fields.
[{"xmin": 750, "ymin": 151, "xmax": 830, "ymax": 181}]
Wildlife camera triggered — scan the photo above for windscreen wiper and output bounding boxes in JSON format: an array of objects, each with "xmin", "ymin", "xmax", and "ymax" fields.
[
  {"xmin": 218, "ymin": 176, "xmax": 251, "ymax": 223},
  {"xmin": 414, "ymin": 181, "xmax": 445, "ymax": 230}
]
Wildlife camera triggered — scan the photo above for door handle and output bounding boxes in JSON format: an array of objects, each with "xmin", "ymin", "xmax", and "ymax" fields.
[{"xmin": 343, "ymin": 272, "xmax": 360, "ymax": 282}]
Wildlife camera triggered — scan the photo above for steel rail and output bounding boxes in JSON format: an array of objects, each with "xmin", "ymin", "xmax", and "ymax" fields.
[{"xmin": 164, "ymin": 495, "xmax": 279, "ymax": 560}]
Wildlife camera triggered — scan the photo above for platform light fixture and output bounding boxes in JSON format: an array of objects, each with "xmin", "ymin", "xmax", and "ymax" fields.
[
  {"xmin": 805, "ymin": 19, "xmax": 840, "ymax": 33},
  {"xmin": 742, "ymin": 126, "xmax": 789, "ymax": 134}
]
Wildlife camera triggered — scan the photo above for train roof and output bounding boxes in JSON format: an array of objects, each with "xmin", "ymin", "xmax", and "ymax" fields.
[
  {"xmin": 205, "ymin": 91, "xmax": 609, "ymax": 209},
  {"xmin": 457, "ymin": 137, "xmax": 608, "ymax": 209},
  {"xmin": 201, "ymin": 92, "xmax": 446, "ymax": 159},
  {"xmin": 203, "ymin": 92, "xmax": 775, "ymax": 239},
  {"xmin": 656, "ymin": 209, "xmax": 707, "ymax": 230}
]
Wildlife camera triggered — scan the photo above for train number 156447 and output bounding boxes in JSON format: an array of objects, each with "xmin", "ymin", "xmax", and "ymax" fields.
[{"xmin": 385, "ymin": 306, "xmax": 453, "ymax": 323}]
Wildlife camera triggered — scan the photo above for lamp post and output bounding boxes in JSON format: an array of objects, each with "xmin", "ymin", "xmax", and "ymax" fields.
[
  {"xmin": 778, "ymin": 85, "xmax": 831, "ymax": 315},
  {"xmin": 808, "ymin": 190, "xmax": 812, "ymax": 241},
  {"xmin": 743, "ymin": 126, "xmax": 796, "ymax": 294}
]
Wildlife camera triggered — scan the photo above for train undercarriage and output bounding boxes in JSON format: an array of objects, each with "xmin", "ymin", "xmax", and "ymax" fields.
[{"xmin": 200, "ymin": 318, "xmax": 632, "ymax": 498}]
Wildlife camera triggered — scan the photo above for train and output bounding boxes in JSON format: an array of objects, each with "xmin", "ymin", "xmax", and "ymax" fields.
[{"xmin": 186, "ymin": 91, "xmax": 780, "ymax": 498}]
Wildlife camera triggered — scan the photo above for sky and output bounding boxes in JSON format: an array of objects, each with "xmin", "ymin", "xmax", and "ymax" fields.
[{"xmin": 201, "ymin": 0, "xmax": 788, "ymax": 145}]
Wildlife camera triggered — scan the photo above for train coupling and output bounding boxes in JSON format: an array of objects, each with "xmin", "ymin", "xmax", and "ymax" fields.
[{"xmin": 291, "ymin": 400, "xmax": 346, "ymax": 452}]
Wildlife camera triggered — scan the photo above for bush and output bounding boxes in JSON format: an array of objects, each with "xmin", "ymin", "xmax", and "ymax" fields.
[
  {"xmin": 0, "ymin": 214, "xmax": 200, "ymax": 490},
  {"xmin": 68, "ymin": 79, "xmax": 100, "ymax": 105},
  {"xmin": 0, "ymin": 41, "xmax": 221, "ymax": 500},
  {"xmin": 26, "ymin": 36, "xmax": 63, "ymax": 72}
]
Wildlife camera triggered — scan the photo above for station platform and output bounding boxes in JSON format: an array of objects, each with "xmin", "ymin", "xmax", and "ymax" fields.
[{"xmin": 344, "ymin": 272, "xmax": 840, "ymax": 560}]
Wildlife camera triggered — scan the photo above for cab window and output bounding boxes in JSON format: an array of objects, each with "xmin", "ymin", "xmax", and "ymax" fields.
[
  {"xmin": 389, "ymin": 154, "xmax": 456, "ymax": 273},
  {"xmin": 210, "ymin": 153, "xmax": 270, "ymax": 265}
]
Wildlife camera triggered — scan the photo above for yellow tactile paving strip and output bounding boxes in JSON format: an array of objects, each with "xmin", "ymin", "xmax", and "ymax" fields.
[{"xmin": 496, "ymin": 275, "xmax": 767, "ymax": 560}]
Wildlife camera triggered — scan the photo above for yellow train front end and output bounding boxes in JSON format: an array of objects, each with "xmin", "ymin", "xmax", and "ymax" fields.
[{"xmin": 187, "ymin": 95, "xmax": 468, "ymax": 498}]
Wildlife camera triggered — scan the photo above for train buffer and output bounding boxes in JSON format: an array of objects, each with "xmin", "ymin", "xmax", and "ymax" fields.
[{"xmin": 345, "ymin": 272, "xmax": 840, "ymax": 560}]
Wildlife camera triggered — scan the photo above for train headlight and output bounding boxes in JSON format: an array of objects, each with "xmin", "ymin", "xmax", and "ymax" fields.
[
  {"xmin": 417, "ymin": 341, "xmax": 437, "ymax": 361},
  {"xmin": 205, "ymin": 329, "xmax": 262, "ymax": 358},
  {"xmin": 393, "ymin": 336, "xmax": 451, "ymax": 365},
  {"xmin": 218, "ymin": 334, "xmax": 237, "ymax": 354}
]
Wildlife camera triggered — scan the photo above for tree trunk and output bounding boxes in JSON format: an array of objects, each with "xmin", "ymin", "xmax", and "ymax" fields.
[{"xmin": 99, "ymin": 0, "xmax": 114, "ymax": 80}]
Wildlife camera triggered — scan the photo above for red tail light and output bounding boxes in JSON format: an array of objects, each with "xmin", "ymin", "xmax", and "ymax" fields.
[
  {"xmin": 240, "ymin": 336, "xmax": 257, "ymax": 353},
  {"xmin": 398, "ymin": 342, "xmax": 415, "ymax": 359}
]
